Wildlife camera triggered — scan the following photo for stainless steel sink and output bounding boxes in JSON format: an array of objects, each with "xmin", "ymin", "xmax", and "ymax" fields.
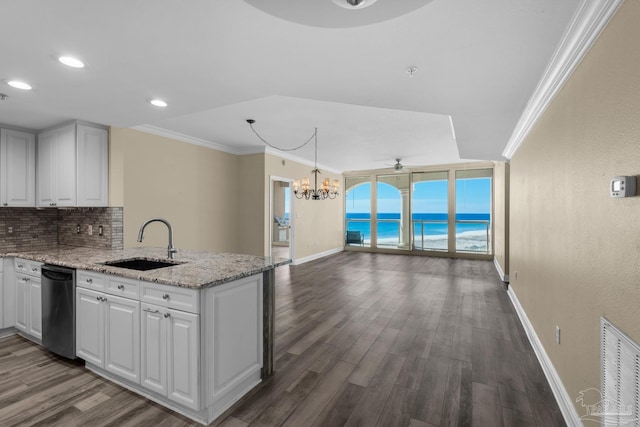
[{"xmin": 103, "ymin": 258, "xmax": 184, "ymax": 271}]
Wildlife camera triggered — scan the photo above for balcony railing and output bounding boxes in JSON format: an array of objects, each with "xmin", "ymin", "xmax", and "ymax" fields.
[
  {"xmin": 412, "ymin": 219, "xmax": 448, "ymax": 251},
  {"xmin": 346, "ymin": 218, "xmax": 491, "ymax": 254},
  {"xmin": 455, "ymin": 220, "xmax": 490, "ymax": 254}
]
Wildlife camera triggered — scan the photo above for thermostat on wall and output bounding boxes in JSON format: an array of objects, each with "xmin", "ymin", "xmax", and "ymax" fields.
[{"xmin": 610, "ymin": 176, "xmax": 636, "ymax": 198}]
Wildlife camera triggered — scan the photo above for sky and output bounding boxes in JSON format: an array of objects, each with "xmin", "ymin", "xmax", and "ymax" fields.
[{"xmin": 345, "ymin": 178, "xmax": 491, "ymax": 214}]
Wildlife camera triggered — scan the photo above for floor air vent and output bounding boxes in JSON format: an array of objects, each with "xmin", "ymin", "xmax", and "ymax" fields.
[{"xmin": 600, "ymin": 317, "xmax": 640, "ymax": 426}]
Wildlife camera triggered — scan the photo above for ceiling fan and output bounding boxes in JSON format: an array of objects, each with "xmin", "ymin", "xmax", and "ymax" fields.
[{"xmin": 388, "ymin": 158, "xmax": 408, "ymax": 173}]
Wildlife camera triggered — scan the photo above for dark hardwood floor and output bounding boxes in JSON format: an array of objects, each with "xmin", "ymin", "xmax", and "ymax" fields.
[{"xmin": 0, "ymin": 252, "xmax": 566, "ymax": 426}]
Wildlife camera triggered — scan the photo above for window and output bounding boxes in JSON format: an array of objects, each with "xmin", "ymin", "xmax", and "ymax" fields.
[
  {"xmin": 455, "ymin": 169, "xmax": 492, "ymax": 254},
  {"xmin": 376, "ymin": 174, "xmax": 410, "ymax": 250},
  {"xmin": 412, "ymin": 171, "xmax": 448, "ymax": 251},
  {"xmin": 345, "ymin": 177, "xmax": 371, "ymax": 247}
]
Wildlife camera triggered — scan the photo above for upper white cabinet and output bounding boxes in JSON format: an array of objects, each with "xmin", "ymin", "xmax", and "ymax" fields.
[
  {"xmin": 37, "ymin": 122, "xmax": 108, "ymax": 207},
  {"xmin": 0, "ymin": 128, "xmax": 36, "ymax": 207}
]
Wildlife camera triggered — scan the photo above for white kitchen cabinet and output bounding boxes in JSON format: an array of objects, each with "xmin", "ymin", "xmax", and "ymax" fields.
[
  {"xmin": 76, "ymin": 284, "xmax": 140, "ymax": 383},
  {"xmin": 0, "ymin": 128, "xmax": 36, "ymax": 207},
  {"xmin": 141, "ymin": 302, "xmax": 199, "ymax": 410},
  {"xmin": 2, "ymin": 258, "xmax": 15, "ymax": 328},
  {"xmin": 0, "ymin": 260, "xmax": 3, "ymax": 328},
  {"xmin": 76, "ymin": 287, "xmax": 104, "ymax": 366},
  {"xmin": 37, "ymin": 122, "xmax": 108, "ymax": 207},
  {"xmin": 14, "ymin": 258, "xmax": 42, "ymax": 341},
  {"xmin": 28, "ymin": 276, "xmax": 42, "ymax": 340},
  {"xmin": 15, "ymin": 275, "xmax": 27, "ymax": 332}
]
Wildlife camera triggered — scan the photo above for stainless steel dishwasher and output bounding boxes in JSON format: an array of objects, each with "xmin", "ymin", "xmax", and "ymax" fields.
[{"xmin": 41, "ymin": 265, "xmax": 76, "ymax": 359}]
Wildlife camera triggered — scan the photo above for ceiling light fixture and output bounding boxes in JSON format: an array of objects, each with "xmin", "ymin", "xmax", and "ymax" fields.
[
  {"xmin": 149, "ymin": 99, "xmax": 168, "ymax": 107},
  {"xmin": 406, "ymin": 66, "xmax": 418, "ymax": 77},
  {"xmin": 332, "ymin": 0, "xmax": 378, "ymax": 9},
  {"xmin": 58, "ymin": 56, "xmax": 85, "ymax": 68},
  {"xmin": 246, "ymin": 119, "xmax": 339, "ymax": 200},
  {"xmin": 7, "ymin": 80, "xmax": 32, "ymax": 90}
]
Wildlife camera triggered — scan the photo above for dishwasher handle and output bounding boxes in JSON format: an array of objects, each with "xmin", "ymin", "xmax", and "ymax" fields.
[{"xmin": 40, "ymin": 268, "xmax": 73, "ymax": 282}]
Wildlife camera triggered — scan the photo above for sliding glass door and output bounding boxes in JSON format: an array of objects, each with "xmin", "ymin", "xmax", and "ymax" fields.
[
  {"xmin": 345, "ymin": 176, "xmax": 371, "ymax": 247},
  {"xmin": 455, "ymin": 169, "xmax": 492, "ymax": 254},
  {"xmin": 376, "ymin": 174, "xmax": 410, "ymax": 250},
  {"xmin": 411, "ymin": 171, "xmax": 448, "ymax": 251}
]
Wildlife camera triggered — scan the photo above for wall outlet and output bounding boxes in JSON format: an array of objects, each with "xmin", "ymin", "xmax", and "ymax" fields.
[
  {"xmin": 555, "ymin": 325, "xmax": 561, "ymax": 344},
  {"xmin": 76, "ymin": 224, "xmax": 81, "ymax": 234},
  {"xmin": 8, "ymin": 226, "xmax": 13, "ymax": 234},
  {"xmin": 87, "ymin": 225, "xmax": 93, "ymax": 235}
]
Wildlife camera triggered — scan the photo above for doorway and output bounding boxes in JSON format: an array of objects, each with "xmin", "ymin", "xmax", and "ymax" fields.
[{"xmin": 270, "ymin": 176, "xmax": 293, "ymax": 260}]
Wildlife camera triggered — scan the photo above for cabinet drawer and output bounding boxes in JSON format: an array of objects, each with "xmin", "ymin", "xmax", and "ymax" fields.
[
  {"xmin": 15, "ymin": 258, "xmax": 41, "ymax": 277},
  {"xmin": 140, "ymin": 282, "xmax": 199, "ymax": 314},
  {"xmin": 77, "ymin": 270, "xmax": 106, "ymax": 291},
  {"xmin": 106, "ymin": 276, "xmax": 139, "ymax": 299}
]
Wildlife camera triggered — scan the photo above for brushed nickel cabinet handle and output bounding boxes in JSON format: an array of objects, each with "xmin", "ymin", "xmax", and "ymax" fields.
[
  {"xmin": 162, "ymin": 294, "xmax": 170, "ymax": 300},
  {"xmin": 118, "ymin": 284, "xmax": 124, "ymax": 290}
]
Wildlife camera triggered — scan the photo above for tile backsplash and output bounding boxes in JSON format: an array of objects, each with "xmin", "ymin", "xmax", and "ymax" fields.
[{"xmin": 0, "ymin": 207, "xmax": 123, "ymax": 251}]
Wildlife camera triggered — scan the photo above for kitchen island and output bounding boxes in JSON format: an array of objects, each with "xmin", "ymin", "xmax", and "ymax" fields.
[{"xmin": 1, "ymin": 246, "xmax": 289, "ymax": 425}]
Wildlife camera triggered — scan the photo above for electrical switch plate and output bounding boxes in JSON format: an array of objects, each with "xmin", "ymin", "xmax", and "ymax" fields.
[{"xmin": 98, "ymin": 225, "xmax": 103, "ymax": 236}]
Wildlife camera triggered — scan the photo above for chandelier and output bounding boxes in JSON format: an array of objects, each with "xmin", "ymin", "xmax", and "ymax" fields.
[{"xmin": 246, "ymin": 119, "xmax": 339, "ymax": 200}]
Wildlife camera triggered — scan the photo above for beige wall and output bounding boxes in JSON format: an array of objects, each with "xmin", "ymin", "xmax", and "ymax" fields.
[
  {"xmin": 109, "ymin": 128, "xmax": 241, "ymax": 253},
  {"xmin": 236, "ymin": 153, "xmax": 266, "ymax": 256},
  {"xmin": 265, "ymin": 153, "xmax": 344, "ymax": 260},
  {"xmin": 109, "ymin": 129, "xmax": 343, "ymax": 260},
  {"xmin": 493, "ymin": 161, "xmax": 509, "ymax": 278},
  {"xmin": 509, "ymin": 0, "xmax": 640, "ymax": 418}
]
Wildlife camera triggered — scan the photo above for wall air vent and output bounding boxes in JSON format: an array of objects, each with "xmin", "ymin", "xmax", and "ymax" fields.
[{"xmin": 599, "ymin": 317, "xmax": 640, "ymax": 426}]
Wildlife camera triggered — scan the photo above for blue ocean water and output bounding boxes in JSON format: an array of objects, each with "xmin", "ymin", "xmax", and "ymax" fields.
[{"xmin": 346, "ymin": 212, "xmax": 490, "ymax": 241}]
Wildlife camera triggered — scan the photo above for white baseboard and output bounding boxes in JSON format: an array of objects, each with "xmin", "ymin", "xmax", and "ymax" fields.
[
  {"xmin": 493, "ymin": 257, "xmax": 509, "ymax": 282},
  {"xmin": 506, "ymin": 286, "xmax": 582, "ymax": 427},
  {"xmin": 292, "ymin": 247, "xmax": 343, "ymax": 265}
]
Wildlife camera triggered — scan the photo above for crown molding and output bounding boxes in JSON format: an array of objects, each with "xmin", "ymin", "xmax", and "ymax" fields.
[
  {"xmin": 502, "ymin": 0, "xmax": 623, "ymax": 159},
  {"xmin": 131, "ymin": 124, "xmax": 250, "ymax": 155}
]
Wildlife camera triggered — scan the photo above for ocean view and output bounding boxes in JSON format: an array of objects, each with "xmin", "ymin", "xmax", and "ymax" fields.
[{"xmin": 346, "ymin": 212, "xmax": 491, "ymax": 252}]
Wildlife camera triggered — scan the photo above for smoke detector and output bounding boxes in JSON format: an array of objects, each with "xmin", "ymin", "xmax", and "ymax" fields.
[{"xmin": 332, "ymin": 0, "xmax": 378, "ymax": 9}]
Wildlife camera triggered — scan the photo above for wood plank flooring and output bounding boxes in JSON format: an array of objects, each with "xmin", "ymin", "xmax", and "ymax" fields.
[{"xmin": 0, "ymin": 252, "xmax": 566, "ymax": 426}]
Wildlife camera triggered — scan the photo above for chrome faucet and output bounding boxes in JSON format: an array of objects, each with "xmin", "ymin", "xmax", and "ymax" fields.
[{"xmin": 137, "ymin": 218, "xmax": 177, "ymax": 259}]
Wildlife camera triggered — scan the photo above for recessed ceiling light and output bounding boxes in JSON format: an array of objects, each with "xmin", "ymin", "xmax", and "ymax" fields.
[
  {"xmin": 149, "ymin": 99, "xmax": 168, "ymax": 107},
  {"xmin": 332, "ymin": 0, "xmax": 378, "ymax": 9},
  {"xmin": 7, "ymin": 80, "xmax": 32, "ymax": 90},
  {"xmin": 58, "ymin": 56, "xmax": 85, "ymax": 68}
]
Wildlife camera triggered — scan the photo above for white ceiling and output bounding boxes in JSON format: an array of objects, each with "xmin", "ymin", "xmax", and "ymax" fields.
[{"xmin": 0, "ymin": 0, "xmax": 581, "ymax": 172}]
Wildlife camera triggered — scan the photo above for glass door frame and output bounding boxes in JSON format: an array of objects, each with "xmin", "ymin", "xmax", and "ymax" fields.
[{"xmin": 343, "ymin": 162, "xmax": 495, "ymax": 260}]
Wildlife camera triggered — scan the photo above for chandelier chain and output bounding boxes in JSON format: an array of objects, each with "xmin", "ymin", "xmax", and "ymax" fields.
[{"xmin": 248, "ymin": 121, "xmax": 316, "ymax": 152}]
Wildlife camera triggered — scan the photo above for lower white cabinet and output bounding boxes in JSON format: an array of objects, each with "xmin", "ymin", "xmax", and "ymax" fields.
[
  {"xmin": 75, "ymin": 269, "xmax": 263, "ymax": 425},
  {"xmin": 14, "ymin": 258, "xmax": 42, "ymax": 340},
  {"xmin": 76, "ymin": 287, "xmax": 140, "ymax": 383},
  {"xmin": 0, "ymin": 260, "xmax": 4, "ymax": 329},
  {"xmin": 141, "ymin": 303, "xmax": 200, "ymax": 410}
]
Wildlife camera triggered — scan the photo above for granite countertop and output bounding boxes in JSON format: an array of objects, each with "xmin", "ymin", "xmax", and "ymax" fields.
[{"xmin": 1, "ymin": 246, "xmax": 291, "ymax": 289}]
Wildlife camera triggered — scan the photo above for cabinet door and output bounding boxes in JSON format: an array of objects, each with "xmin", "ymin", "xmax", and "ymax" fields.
[
  {"xmin": 76, "ymin": 287, "xmax": 104, "ymax": 366},
  {"xmin": 76, "ymin": 125, "xmax": 108, "ymax": 207},
  {"xmin": 104, "ymin": 294, "xmax": 140, "ymax": 383},
  {"xmin": 0, "ymin": 129, "xmax": 36, "ymax": 207},
  {"xmin": 15, "ymin": 275, "xmax": 28, "ymax": 332},
  {"xmin": 53, "ymin": 125, "xmax": 76, "ymax": 207},
  {"xmin": 0, "ymin": 269, "xmax": 4, "ymax": 329},
  {"xmin": 167, "ymin": 309, "xmax": 200, "ymax": 410},
  {"xmin": 28, "ymin": 277, "xmax": 42, "ymax": 340},
  {"xmin": 36, "ymin": 130, "xmax": 57, "ymax": 207},
  {"xmin": 141, "ymin": 303, "xmax": 167, "ymax": 395}
]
